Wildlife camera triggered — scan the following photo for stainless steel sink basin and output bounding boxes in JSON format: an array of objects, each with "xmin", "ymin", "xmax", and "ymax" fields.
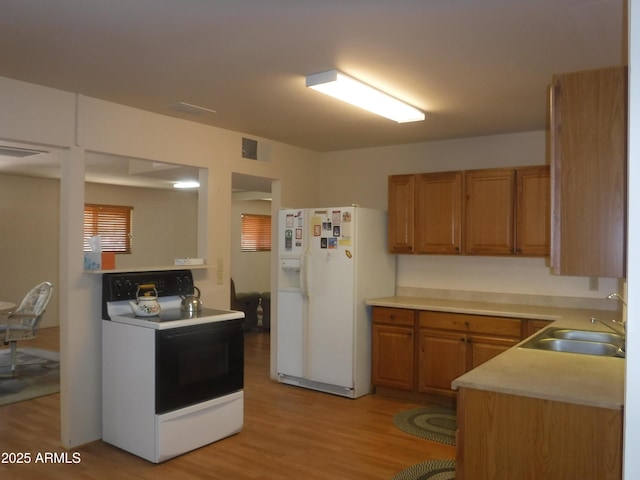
[
  {"xmin": 519, "ymin": 328, "xmax": 625, "ymax": 358},
  {"xmin": 545, "ymin": 328, "xmax": 625, "ymax": 347}
]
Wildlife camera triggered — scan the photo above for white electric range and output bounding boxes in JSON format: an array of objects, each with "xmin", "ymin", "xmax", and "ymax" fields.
[{"xmin": 101, "ymin": 270, "xmax": 245, "ymax": 463}]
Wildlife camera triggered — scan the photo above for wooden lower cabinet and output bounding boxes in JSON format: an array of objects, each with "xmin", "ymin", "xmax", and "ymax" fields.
[
  {"xmin": 417, "ymin": 330, "xmax": 518, "ymax": 398},
  {"xmin": 372, "ymin": 307, "xmax": 415, "ymax": 391},
  {"xmin": 372, "ymin": 324, "xmax": 414, "ymax": 390},
  {"xmin": 417, "ymin": 311, "xmax": 521, "ymax": 397},
  {"xmin": 468, "ymin": 334, "xmax": 519, "ymax": 369},
  {"xmin": 456, "ymin": 387, "xmax": 622, "ymax": 480},
  {"xmin": 523, "ymin": 318, "xmax": 553, "ymax": 338},
  {"xmin": 373, "ymin": 307, "xmax": 529, "ymax": 400},
  {"xmin": 418, "ymin": 329, "xmax": 467, "ymax": 396}
]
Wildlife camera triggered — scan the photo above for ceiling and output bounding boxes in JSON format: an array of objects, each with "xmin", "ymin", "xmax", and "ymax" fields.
[{"xmin": 0, "ymin": 0, "xmax": 626, "ymax": 187}]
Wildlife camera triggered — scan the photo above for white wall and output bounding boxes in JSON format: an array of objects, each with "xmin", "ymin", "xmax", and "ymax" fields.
[
  {"xmin": 86, "ymin": 182, "xmax": 198, "ymax": 270},
  {"xmin": 319, "ymin": 131, "xmax": 622, "ymax": 300},
  {"xmin": 0, "ymin": 174, "xmax": 60, "ymax": 328},
  {"xmin": 625, "ymin": 1, "xmax": 638, "ymax": 478},
  {"xmin": 0, "ymin": 77, "xmax": 322, "ymax": 449},
  {"xmin": 0, "ymin": 77, "xmax": 76, "ymax": 145},
  {"xmin": 0, "ymin": 177, "xmax": 200, "ymax": 330}
]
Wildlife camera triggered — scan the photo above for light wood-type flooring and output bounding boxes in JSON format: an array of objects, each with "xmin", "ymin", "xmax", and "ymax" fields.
[{"xmin": 0, "ymin": 327, "xmax": 455, "ymax": 479}]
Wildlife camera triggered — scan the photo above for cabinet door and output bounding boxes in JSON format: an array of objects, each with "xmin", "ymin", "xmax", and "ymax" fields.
[
  {"xmin": 372, "ymin": 324, "xmax": 414, "ymax": 391},
  {"xmin": 415, "ymin": 171, "xmax": 462, "ymax": 254},
  {"xmin": 456, "ymin": 388, "xmax": 622, "ymax": 480},
  {"xmin": 387, "ymin": 175, "xmax": 415, "ymax": 254},
  {"xmin": 464, "ymin": 168, "xmax": 516, "ymax": 255},
  {"xmin": 516, "ymin": 166, "xmax": 550, "ymax": 256},
  {"xmin": 418, "ymin": 329, "xmax": 466, "ymax": 397},
  {"xmin": 551, "ymin": 66, "xmax": 627, "ymax": 277},
  {"xmin": 467, "ymin": 335, "xmax": 519, "ymax": 369},
  {"xmin": 522, "ymin": 319, "xmax": 552, "ymax": 339}
]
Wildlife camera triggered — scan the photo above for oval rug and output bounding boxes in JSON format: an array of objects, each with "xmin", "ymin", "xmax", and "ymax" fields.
[
  {"xmin": 391, "ymin": 459, "xmax": 456, "ymax": 480},
  {"xmin": 392, "ymin": 407, "xmax": 456, "ymax": 446}
]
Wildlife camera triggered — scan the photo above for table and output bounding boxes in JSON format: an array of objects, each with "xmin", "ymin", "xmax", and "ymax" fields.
[{"xmin": 0, "ymin": 301, "xmax": 16, "ymax": 313}]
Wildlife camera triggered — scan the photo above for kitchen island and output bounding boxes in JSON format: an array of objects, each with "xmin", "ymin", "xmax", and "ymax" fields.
[{"xmin": 366, "ymin": 296, "xmax": 624, "ymax": 479}]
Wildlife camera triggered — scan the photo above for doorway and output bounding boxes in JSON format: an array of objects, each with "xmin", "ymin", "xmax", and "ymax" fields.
[{"xmin": 231, "ymin": 173, "xmax": 274, "ymax": 332}]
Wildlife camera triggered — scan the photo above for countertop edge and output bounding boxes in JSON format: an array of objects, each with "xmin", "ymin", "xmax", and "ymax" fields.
[
  {"xmin": 366, "ymin": 299, "xmax": 561, "ymax": 320},
  {"xmin": 451, "ymin": 379, "xmax": 622, "ymax": 410}
]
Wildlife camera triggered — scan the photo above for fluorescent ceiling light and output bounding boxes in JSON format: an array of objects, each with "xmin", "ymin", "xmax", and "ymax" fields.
[
  {"xmin": 306, "ymin": 69, "xmax": 425, "ymax": 123},
  {"xmin": 168, "ymin": 101, "xmax": 217, "ymax": 115},
  {"xmin": 173, "ymin": 181, "xmax": 200, "ymax": 189}
]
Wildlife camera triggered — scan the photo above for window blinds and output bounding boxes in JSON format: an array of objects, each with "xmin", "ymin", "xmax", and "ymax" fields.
[
  {"xmin": 84, "ymin": 204, "xmax": 133, "ymax": 253},
  {"xmin": 241, "ymin": 214, "xmax": 272, "ymax": 252}
]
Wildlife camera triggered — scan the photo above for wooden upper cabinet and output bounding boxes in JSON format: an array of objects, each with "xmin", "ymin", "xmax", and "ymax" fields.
[
  {"xmin": 516, "ymin": 165, "xmax": 550, "ymax": 256},
  {"xmin": 388, "ymin": 165, "xmax": 549, "ymax": 257},
  {"xmin": 388, "ymin": 175, "xmax": 415, "ymax": 253},
  {"xmin": 551, "ymin": 66, "xmax": 627, "ymax": 277},
  {"xmin": 415, "ymin": 171, "xmax": 462, "ymax": 254},
  {"xmin": 465, "ymin": 168, "xmax": 516, "ymax": 255}
]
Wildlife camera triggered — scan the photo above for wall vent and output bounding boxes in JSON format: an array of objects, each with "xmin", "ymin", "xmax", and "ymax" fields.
[
  {"xmin": 0, "ymin": 146, "xmax": 46, "ymax": 158},
  {"xmin": 242, "ymin": 137, "xmax": 258, "ymax": 160}
]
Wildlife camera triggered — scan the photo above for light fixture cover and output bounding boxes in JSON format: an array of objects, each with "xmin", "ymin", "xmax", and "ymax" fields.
[
  {"xmin": 173, "ymin": 181, "xmax": 200, "ymax": 189},
  {"xmin": 306, "ymin": 69, "xmax": 425, "ymax": 123}
]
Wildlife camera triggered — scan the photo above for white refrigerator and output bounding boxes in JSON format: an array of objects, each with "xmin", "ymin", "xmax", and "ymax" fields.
[{"xmin": 276, "ymin": 206, "xmax": 396, "ymax": 398}]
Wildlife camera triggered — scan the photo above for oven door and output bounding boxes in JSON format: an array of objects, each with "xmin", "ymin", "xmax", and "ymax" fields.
[{"xmin": 155, "ymin": 319, "xmax": 244, "ymax": 414}]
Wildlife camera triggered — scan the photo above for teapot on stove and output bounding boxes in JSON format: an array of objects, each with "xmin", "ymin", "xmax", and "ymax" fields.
[
  {"xmin": 129, "ymin": 284, "xmax": 161, "ymax": 317},
  {"xmin": 180, "ymin": 286, "xmax": 202, "ymax": 314}
]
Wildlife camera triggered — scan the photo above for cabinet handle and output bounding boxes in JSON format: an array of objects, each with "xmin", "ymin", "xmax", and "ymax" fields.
[{"xmin": 460, "ymin": 337, "xmax": 465, "ymax": 342}]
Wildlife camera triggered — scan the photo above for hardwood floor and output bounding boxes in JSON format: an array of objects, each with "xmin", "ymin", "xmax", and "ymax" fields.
[{"xmin": 0, "ymin": 327, "xmax": 455, "ymax": 479}]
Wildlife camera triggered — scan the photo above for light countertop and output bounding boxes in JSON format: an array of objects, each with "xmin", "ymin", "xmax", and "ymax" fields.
[{"xmin": 366, "ymin": 296, "xmax": 625, "ymax": 410}]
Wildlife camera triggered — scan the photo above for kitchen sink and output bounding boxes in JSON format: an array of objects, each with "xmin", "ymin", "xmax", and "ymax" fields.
[
  {"xmin": 543, "ymin": 328, "xmax": 624, "ymax": 346},
  {"xmin": 519, "ymin": 328, "xmax": 625, "ymax": 358}
]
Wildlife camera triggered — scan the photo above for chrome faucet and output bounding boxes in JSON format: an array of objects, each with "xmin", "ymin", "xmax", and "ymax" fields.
[
  {"xmin": 607, "ymin": 292, "xmax": 627, "ymax": 307},
  {"xmin": 604, "ymin": 292, "xmax": 627, "ymax": 334},
  {"xmin": 591, "ymin": 317, "xmax": 626, "ymax": 336}
]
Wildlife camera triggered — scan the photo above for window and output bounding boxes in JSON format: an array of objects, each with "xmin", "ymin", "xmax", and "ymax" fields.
[
  {"xmin": 84, "ymin": 204, "xmax": 133, "ymax": 253},
  {"xmin": 241, "ymin": 214, "xmax": 271, "ymax": 252}
]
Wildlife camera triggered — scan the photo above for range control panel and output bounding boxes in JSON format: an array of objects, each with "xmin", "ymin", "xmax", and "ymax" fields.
[{"xmin": 102, "ymin": 270, "xmax": 194, "ymax": 319}]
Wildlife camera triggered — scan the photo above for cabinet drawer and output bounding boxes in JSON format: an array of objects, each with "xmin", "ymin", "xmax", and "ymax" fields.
[
  {"xmin": 419, "ymin": 311, "xmax": 521, "ymax": 338},
  {"xmin": 372, "ymin": 307, "xmax": 415, "ymax": 326}
]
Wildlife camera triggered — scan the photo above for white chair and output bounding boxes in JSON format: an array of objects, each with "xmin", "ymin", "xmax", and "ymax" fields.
[{"xmin": 0, "ymin": 281, "xmax": 54, "ymax": 377}]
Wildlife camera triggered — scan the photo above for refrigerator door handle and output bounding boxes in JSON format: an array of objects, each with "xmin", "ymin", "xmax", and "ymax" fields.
[{"xmin": 301, "ymin": 249, "xmax": 310, "ymax": 299}]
